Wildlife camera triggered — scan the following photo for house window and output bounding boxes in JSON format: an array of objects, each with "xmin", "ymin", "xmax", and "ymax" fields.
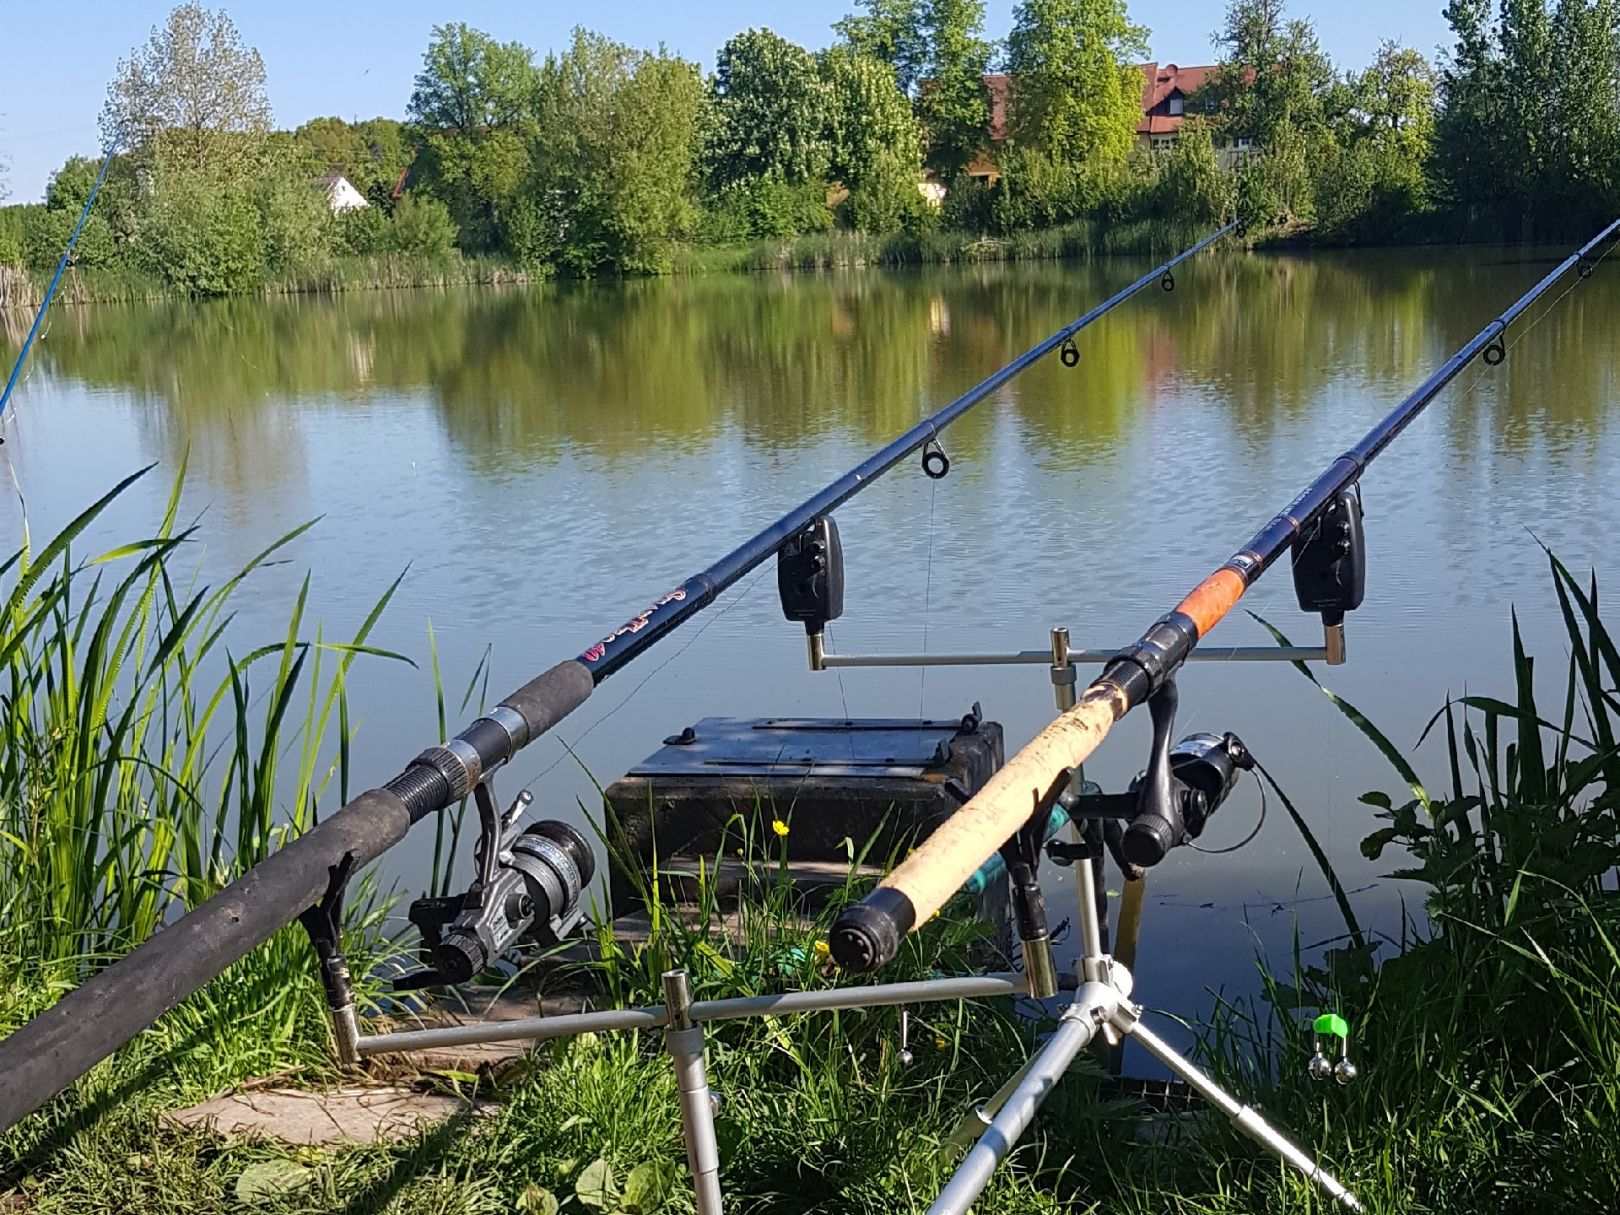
[
  {"xmin": 1168, "ymin": 95, "xmax": 1184, "ymax": 117},
  {"xmin": 1235, "ymin": 136, "xmax": 1253, "ymax": 150},
  {"xmin": 1152, "ymin": 134, "xmax": 1176, "ymax": 151}
]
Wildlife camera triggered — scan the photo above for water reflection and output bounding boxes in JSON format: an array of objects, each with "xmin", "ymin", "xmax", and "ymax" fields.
[{"xmin": 19, "ymin": 247, "xmax": 1614, "ymax": 491}]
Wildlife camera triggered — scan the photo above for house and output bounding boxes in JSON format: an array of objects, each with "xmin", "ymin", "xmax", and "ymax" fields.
[
  {"xmin": 954, "ymin": 62, "xmax": 1250, "ymax": 184},
  {"xmin": 1136, "ymin": 62, "xmax": 1255, "ymax": 161},
  {"xmin": 317, "ymin": 173, "xmax": 370, "ymax": 214}
]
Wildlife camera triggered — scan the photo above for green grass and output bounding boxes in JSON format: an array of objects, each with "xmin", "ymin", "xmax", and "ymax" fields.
[{"xmin": 3, "ymin": 478, "xmax": 1618, "ymax": 1213}]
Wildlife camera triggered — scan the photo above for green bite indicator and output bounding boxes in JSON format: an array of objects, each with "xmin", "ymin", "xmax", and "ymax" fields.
[{"xmin": 1308, "ymin": 1013, "xmax": 1357, "ymax": 1085}]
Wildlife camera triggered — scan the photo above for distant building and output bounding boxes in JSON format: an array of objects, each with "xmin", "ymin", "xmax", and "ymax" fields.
[
  {"xmin": 952, "ymin": 62, "xmax": 1251, "ymax": 185},
  {"xmin": 1136, "ymin": 62, "xmax": 1255, "ymax": 162},
  {"xmin": 317, "ymin": 173, "xmax": 370, "ymax": 214}
]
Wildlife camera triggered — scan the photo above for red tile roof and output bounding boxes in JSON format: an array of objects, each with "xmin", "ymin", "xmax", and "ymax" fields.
[{"xmin": 1136, "ymin": 62, "xmax": 1220, "ymax": 136}]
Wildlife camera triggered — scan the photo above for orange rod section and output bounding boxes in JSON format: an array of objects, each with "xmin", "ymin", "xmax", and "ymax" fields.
[{"xmin": 1173, "ymin": 568, "xmax": 1247, "ymax": 638}]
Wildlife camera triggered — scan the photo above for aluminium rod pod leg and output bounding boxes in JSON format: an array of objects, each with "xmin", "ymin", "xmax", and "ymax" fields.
[
  {"xmin": 297, "ymin": 853, "xmax": 362, "ymax": 1066},
  {"xmin": 1112, "ymin": 1005, "xmax": 1363, "ymax": 1212},
  {"xmin": 663, "ymin": 969, "xmax": 724, "ymax": 1215},
  {"xmin": 927, "ymin": 976, "xmax": 1130, "ymax": 1215},
  {"xmin": 1049, "ymin": 627, "xmax": 1095, "ymax": 949}
]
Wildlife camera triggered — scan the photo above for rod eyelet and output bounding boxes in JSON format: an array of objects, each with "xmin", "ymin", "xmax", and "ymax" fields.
[
  {"xmin": 1160, "ymin": 270, "xmax": 1176, "ymax": 292},
  {"xmin": 1483, "ymin": 340, "xmax": 1505, "ymax": 366},
  {"xmin": 1578, "ymin": 259, "xmax": 1595, "ymax": 280},
  {"xmin": 921, "ymin": 441, "xmax": 950, "ymax": 480},
  {"xmin": 1059, "ymin": 338, "xmax": 1079, "ymax": 368}
]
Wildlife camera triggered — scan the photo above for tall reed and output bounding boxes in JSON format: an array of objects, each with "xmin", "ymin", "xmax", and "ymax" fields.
[{"xmin": 0, "ymin": 464, "xmax": 407, "ymax": 1022}]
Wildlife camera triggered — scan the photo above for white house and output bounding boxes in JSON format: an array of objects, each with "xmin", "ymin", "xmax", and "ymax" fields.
[{"xmin": 317, "ymin": 174, "xmax": 370, "ymax": 214}]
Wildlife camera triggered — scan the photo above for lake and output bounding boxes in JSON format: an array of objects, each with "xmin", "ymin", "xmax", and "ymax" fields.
[{"xmin": 4, "ymin": 245, "xmax": 1617, "ymax": 1049}]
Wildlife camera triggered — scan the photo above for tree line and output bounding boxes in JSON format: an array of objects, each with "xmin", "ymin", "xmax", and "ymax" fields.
[{"xmin": 2, "ymin": 0, "xmax": 1617, "ymax": 293}]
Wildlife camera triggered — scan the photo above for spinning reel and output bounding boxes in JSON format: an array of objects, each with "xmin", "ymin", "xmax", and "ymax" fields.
[
  {"xmin": 1048, "ymin": 676, "xmax": 1253, "ymax": 874},
  {"xmin": 401, "ymin": 779, "xmax": 594, "ymax": 988}
]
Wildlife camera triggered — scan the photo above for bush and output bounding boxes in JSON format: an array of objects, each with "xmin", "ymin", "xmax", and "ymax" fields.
[
  {"xmin": 381, "ymin": 194, "xmax": 458, "ymax": 256},
  {"xmin": 258, "ymin": 174, "xmax": 332, "ymax": 275},
  {"xmin": 701, "ymin": 174, "xmax": 834, "ymax": 242},
  {"xmin": 331, "ymin": 204, "xmax": 389, "ymax": 255},
  {"xmin": 140, "ymin": 171, "xmax": 267, "ymax": 295},
  {"xmin": 22, "ymin": 207, "xmax": 119, "ymax": 271},
  {"xmin": 1150, "ymin": 120, "xmax": 1232, "ymax": 224},
  {"xmin": 938, "ymin": 173, "xmax": 995, "ymax": 234}
]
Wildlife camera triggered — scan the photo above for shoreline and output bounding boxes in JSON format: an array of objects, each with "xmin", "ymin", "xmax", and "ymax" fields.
[{"xmin": 0, "ymin": 221, "xmax": 1602, "ymax": 313}]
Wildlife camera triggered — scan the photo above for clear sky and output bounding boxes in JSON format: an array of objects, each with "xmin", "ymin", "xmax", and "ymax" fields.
[{"xmin": 0, "ymin": 2, "xmax": 1456, "ymax": 203}]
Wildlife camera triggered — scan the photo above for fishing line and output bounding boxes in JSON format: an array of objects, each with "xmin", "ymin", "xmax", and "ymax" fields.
[
  {"xmin": 524, "ymin": 561, "xmax": 776, "ymax": 790},
  {"xmin": 917, "ymin": 469, "xmax": 938, "ymax": 723}
]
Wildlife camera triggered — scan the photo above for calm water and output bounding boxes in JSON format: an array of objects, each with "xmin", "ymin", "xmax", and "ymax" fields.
[{"xmin": 4, "ymin": 247, "xmax": 1617, "ymax": 1043}]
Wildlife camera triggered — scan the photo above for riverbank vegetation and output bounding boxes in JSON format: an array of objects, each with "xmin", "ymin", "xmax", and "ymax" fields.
[
  {"xmin": 4, "ymin": 474, "xmax": 1618, "ymax": 1211},
  {"xmin": 3, "ymin": 1, "xmax": 1618, "ymax": 300}
]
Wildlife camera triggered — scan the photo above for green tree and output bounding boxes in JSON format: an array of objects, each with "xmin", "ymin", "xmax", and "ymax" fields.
[
  {"xmin": 1548, "ymin": 0, "xmax": 1620, "ymax": 220},
  {"xmin": 1434, "ymin": 0, "xmax": 1506, "ymax": 215},
  {"xmin": 407, "ymin": 23, "xmax": 536, "ymax": 130},
  {"xmin": 822, "ymin": 48, "xmax": 925, "ymax": 231},
  {"xmin": 23, "ymin": 158, "xmax": 122, "ymax": 269},
  {"xmin": 101, "ymin": 4, "xmax": 272, "ymax": 178},
  {"xmin": 1352, "ymin": 40, "xmax": 1438, "ymax": 160},
  {"xmin": 915, "ymin": 0, "xmax": 994, "ymax": 178},
  {"xmin": 1200, "ymin": 0, "xmax": 1337, "ymax": 222},
  {"xmin": 1005, "ymin": 0, "xmax": 1148, "ymax": 165},
  {"xmin": 1498, "ymin": 0, "xmax": 1556, "ymax": 205},
  {"xmin": 706, "ymin": 29, "xmax": 832, "ymax": 187},
  {"xmin": 834, "ymin": 0, "xmax": 927, "ymax": 93},
  {"xmin": 407, "ymin": 23, "xmax": 538, "ymax": 252},
  {"xmin": 258, "ymin": 169, "xmax": 330, "ymax": 274},
  {"xmin": 528, "ymin": 29, "xmax": 704, "ymax": 274}
]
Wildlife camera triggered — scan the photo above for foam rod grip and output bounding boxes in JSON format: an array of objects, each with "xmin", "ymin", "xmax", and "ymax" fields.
[{"xmin": 830, "ymin": 687, "xmax": 1126, "ymax": 972}]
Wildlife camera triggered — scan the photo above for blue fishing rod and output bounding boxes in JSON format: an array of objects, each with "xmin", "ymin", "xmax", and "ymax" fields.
[{"xmin": 0, "ymin": 139, "xmax": 120, "ymax": 435}]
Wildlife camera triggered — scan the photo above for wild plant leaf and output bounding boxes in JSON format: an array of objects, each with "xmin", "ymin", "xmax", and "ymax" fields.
[
  {"xmin": 621, "ymin": 1160, "xmax": 675, "ymax": 1213},
  {"xmin": 575, "ymin": 1158, "xmax": 618, "ymax": 1210},
  {"xmin": 1456, "ymin": 696, "xmax": 1597, "ymax": 750},
  {"xmin": 518, "ymin": 1184, "xmax": 560, "ymax": 1215},
  {"xmin": 233, "ymin": 1159, "xmax": 314, "ymax": 1204},
  {"xmin": 5, "ymin": 464, "xmax": 151, "ymax": 617}
]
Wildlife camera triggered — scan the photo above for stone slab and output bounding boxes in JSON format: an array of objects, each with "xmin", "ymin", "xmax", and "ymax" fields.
[{"xmin": 163, "ymin": 1085, "xmax": 482, "ymax": 1146}]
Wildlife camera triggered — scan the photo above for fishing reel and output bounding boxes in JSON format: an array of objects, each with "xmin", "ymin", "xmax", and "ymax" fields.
[
  {"xmin": 1052, "ymin": 677, "xmax": 1253, "ymax": 870},
  {"xmin": 401, "ymin": 780, "xmax": 595, "ymax": 988}
]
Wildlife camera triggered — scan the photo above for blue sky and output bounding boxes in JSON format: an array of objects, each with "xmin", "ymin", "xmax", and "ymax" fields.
[{"xmin": 0, "ymin": 2, "xmax": 1455, "ymax": 202}]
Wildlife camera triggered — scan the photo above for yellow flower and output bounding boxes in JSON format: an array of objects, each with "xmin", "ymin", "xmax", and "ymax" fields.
[
  {"xmin": 772, "ymin": 819, "xmax": 790, "ymax": 838},
  {"xmin": 934, "ymin": 1036, "xmax": 948, "ymax": 1050},
  {"xmin": 813, "ymin": 939, "xmax": 830, "ymax": 957}
]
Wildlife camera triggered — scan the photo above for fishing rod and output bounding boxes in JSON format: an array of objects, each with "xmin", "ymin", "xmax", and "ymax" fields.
[
  {"xmin": 828, "ymin": 216, "xmax": 1620, "ymax": 977},
  {"xmin": 0, "ymin": 140, "xmax": 120, "ymax": 434},
  {"xmin": 0, "ymin": 223, "xmax": 1233, "ymax": 1134}
]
